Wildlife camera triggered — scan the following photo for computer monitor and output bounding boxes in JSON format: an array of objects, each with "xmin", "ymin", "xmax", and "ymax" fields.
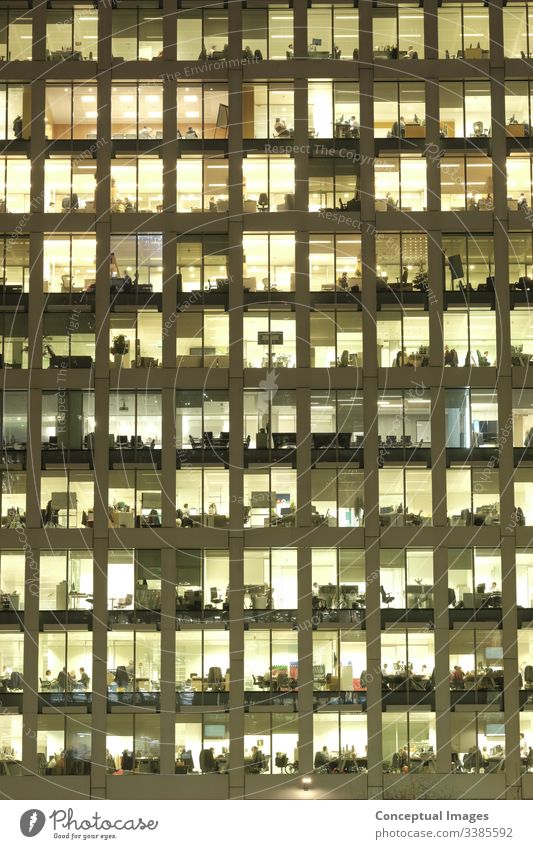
[{"xmin": 312, "ymin": 38, "xmax": 322, "ymax": 46}]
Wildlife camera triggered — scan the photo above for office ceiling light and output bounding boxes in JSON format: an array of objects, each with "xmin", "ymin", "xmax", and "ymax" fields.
[{"xmin": 302, "ymin": 777, "xmax": 312, "ymax": 791}]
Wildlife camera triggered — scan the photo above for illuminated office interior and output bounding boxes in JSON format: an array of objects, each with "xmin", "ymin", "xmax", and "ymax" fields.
[{"xmin": 0, "ymin": 0, "xmax": 532, "ymax": 802}]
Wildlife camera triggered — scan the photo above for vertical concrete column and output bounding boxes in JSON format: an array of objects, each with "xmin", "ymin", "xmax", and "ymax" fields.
[
  {"xmin": 95, "ymin": 70, "xmax": 112, "ymax": 218},
  {"xmin": 30, "ymin": 81, "xmax": 45, "ymax": 214},
  {"xmin": 90, "ymin": 537, "xmax": 109, "ymax": 796},
  {"xmin": 162, "ymin": 232, "xmax": 177, "ymax": 368},
  {"xmin": 494, "ymin": 221, "xmax": 514, "ymax": 530},
  {"xmin": 500, "ymin": 533, "xmax": 521, "ymax": 797},
  {"xmin": 228, "ymin": 535, "xmax": 245, "ymax": 799},
  {"xmin": 97, "ymin": 0, "xmax": 112, "ymax": 68},
  {"xmin": 296, "ymin": 387, "xmax": 312, "ymax": 529},
  {"xmin": 358, "ymin": 68, "xmax": 375, "ymax": 221},
  {"xmin": 297, "ymin": 547, "xmax": 313, "ymax": 776},
  {"xmin": 361, "ymin": 226, "xmax": 378, "ymax": 536},
  {"xmin": 26, "ymin": 230, "xmax": 44, "ymax": 529},
  {"xmin": 162, "ymin": 0, "xmax": 178, "ymax": 60},
  {"xmin": 31, "ymin": 1, "xmax": 47, "ymax": 63},
  {"xmin": 159, "ymin": 547, "xmax": 177, "ymax": 774},
  {"xmin": 489, "ymin": 0, "xmax": 505, "ymax": 69},
  {"xmin": 295, "ymin": 232, "xmax": 310, "ymax": 369},
  {"xmin": 358, "ymin": 0, "xmax": 373, "ymax": 65},
  {"xmin": 425, "ymin": 82, "xmax": 442, "ymax": 213},
  {"xmin": 227, "ymin": 0, "xmax": 242, "ymax": 60},
  {"xmin": 162, "ymin": 80, "xmax": 177, "ymax": 213},
  {"xmin": 423, "ymin": 0, "xmax": 439, "ymax": 60},
  {"xmin": 161, "ymin": 387, "xmax": 176, "ymax": 527},
  {"xmin": 293, "ymin": 79, "xmax": 309, "ymax": 215},
  {"xmin": 93, "ymin": 219, "xmax": 111, "ymax": 540},
  {"xmin": 365, "ymin": 541, "xmax": 382, "ymax": 797},
  {"xmin": 293, "ymin": 0, "xmax": 308, "ymax": 60},
  {"xmin": 433, "ymin": 546, "xmax": 452, "ymax": 774},
  {"xmin": 22, "ymin": 548, "xmax": 39, "ymax": 776},
  {"xmin": 228, "ymin": 219, "xmax": 244, "ymax": 534},
  {"xmin": 427, "ymin": 230, "xmax": 444, "ymax": 367},
  {"xmin": 491, "ymin": 68, "xmax": 508, "ymax": 218}
]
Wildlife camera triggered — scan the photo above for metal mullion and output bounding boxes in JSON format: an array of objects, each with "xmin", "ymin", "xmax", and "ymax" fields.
[
  {"xmin": 463, "ymin": 82, "xmax": 467, "ymax": 142},
  {"xmin": 71, "ymin": 84, "xmax": 74, "ymax": 141},
  {"xmin": 69, "ymin": 236, "xmax": 73, "ymax": 295},
  {"xmin": 71, "ymin": 10, "xmax": 75, "ymax": 55},
  {"xmin": 137, "ymin": 7, "xmax": 140, "ymax": 62},
  {"xmin": 267, "ymin": 233, "xmax": 271, "ymax": 293}
]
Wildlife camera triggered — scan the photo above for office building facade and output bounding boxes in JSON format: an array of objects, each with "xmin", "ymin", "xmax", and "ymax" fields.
[{"xmin": 0, "ymin": 0, "xmax": 532, "ymax": 800}]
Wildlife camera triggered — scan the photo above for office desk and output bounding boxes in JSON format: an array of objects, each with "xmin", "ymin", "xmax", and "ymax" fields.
[
  {"xmin": 111, "ymin": 510, "xmax": 135, "ymax": 528},
  {"xmin": 462, "ymin": 592, "xmax": 501, "ymax": 609},
  {"xmin": 379, "ymin": 511, "xmax": 405, "ymax": 527},
  {"xmin": 406, "ymin": 584, "xmax": 433, "ymax": 608},
  {"xmin": 404, "ymin": 124, "xmax": 425, "ymax": 139},
  {"xmin": 383, "ymin": 674, "xmax": 429, "ymax": 692},
  {"xmin": 68, "ymin": 592, "xmax": 90, "ymax": 609},
  {"xmin": 463, "ymin": 672, "xmax": 504, "ymax": 690},
  {"xmin": 506, "ymin": 123, "xmax": 529, "ymax": 137},
  {"xmin": 464, "ymin": 48, "xmax": 484, "ymax": 59}
]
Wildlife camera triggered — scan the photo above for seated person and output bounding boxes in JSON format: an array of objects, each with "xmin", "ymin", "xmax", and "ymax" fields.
[
  {"xmin": 185, "ymin": 126, "xmax": 198, "ymax": 139},
  {"xmin": 248, "ymin": 746, "xmax": 266, "ymax": 773},
  {"xmin": 273, "ymin": 117, "xmax": 290, "ymax": 137},
  {"xmin": 314, "ymin": 746, "xmax": 331, "ymax": 769}
]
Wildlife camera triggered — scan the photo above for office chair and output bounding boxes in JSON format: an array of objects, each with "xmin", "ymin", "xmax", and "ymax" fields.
[
  {"xmin": 116, "ymin": 593, "xmax": 133, "ymax": 608},
  {"xmin": 207, "ymin": 667, "xmax": 223, "ymax": 689},
  {"xmin": 380, "ymin": 586, "xmax": 395, "ymax": 606},
  {"xmin": 524, "ymin": 665, "xmax": 533, "ymax": 688},
  {"xmin": 473, "ymin": 121, "xmax": 484, "ymax": 137},
  {"xmin": 338, "ymin": 349, "xmax": 349, "ymax": 367},
  {"xmin": 257, "ymin": 193, "xmax": 269, "ymax": 211},
  {"xmin": 313, "ymin": 664, "xmax": 326, "ymax": 687},
  {"xmin": 115, "ymin": 435, "xmax": 129, "ymax": 448},
  {"xmin": 448, "ymin": 587, "xmax": 457, "ymax": 607},
  {"xmin": 210, "ymin": 587, "xmax": 223, "ymax": 605},
  {"xmin": 114, "ymin": 666, "xmax": 130, "ymax": 689}
]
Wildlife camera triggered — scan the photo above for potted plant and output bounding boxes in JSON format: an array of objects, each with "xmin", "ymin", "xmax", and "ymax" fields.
[{"xmin": 110, "ymin": 334, "xmax": 129, "ymax": 366}]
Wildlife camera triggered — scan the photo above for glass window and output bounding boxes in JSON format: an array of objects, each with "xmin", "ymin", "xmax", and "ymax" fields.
[
  {"xmin": 379, "ymin": 550, "xmax": 434, "ymax": 610},
  {"xmin": 451, "ymin": 712, "xmax": 505, "ymax": 772},
  {"xmin": 243, "ymin": 83, "xmax": 294, "ymax": 139},
  {"xmin": 0, "ymin": 84, "xmax": 25, "ymax": 140},
  {"xmin": 243, "ymin": 155, "xmax": 294, "ymax": 212},
  {"xmin": 243, "ymin": 233, "xmax": 295, "ymax": 292},
  {"xmin": 443, "ymin": 234, "xmax": 495, "ymax": 291},
  {"xmin": 47, "ymin": 5, "xmax": 98, "ymax": 61},
  {"xmin": 382, "ymin": 712, "xmax": 436, "ymax": 772},
  {"xmin": 111, "ymin": 84, "xmax": 162, "ymax": 139},
  {"xmin": 443, "ymin": 309, "xmax": 496, "ymax": 366},
  {"xmin": 448, "ymin": 548, "xmax": 502, "ymax": 609},
  {"xmin": 110, "ymin": 311, "xmax": 161, "ymax": 369},
  {"xmin": 243, "ymin": 389, "xmax": 296, "ymax": 450},
  {"xmin": 45, "ymin": 85, "xmax": 97, "ymax": 141}
]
